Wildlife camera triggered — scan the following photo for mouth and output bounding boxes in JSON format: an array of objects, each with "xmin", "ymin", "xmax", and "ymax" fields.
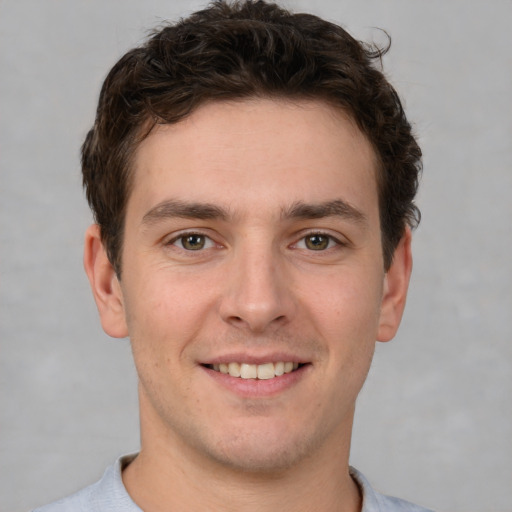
[{"xmin": 203, "ymin": 361, "xmax": 307, "ymax": 380}]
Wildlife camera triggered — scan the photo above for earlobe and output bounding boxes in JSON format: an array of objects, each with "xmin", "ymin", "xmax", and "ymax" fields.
[
  {"xmin": 83, "ymin": 224, "xmax": 129, "ymax": 338},
  {"xmin": 377, "ymin": 227, "xmax": 413, "ymax": 342}
]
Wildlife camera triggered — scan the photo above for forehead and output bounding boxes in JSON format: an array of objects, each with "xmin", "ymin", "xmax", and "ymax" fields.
[{"xmin": 129, "ymin": 98, "xmax": 379, "ymax": 221}]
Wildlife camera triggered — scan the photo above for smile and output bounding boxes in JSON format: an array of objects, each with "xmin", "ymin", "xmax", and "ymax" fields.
[{"xmin": 206, "ymin": 362, "xmax": 302, "ymax": 379}]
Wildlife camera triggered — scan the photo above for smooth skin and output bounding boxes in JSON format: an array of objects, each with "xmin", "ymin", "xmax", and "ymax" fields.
[{"xmin": 84, "ymin": 99, "xmax": 412, "ymax": 512}]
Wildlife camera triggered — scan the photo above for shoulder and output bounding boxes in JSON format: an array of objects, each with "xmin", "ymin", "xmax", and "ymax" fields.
[
  {"xmin": 350, "ymin": 467, "xmax": 435, "ymax": 512},
  {"xmin": 32, "ymin": 456, "xmax": 141, "ymax": 512},
  {"xmin": 32, "ymin": 483, "xmax": 98, "ymax": 512}
]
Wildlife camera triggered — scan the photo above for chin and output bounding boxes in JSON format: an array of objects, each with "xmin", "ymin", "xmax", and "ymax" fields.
[{"xmin": 198, "ymin": 421, "xmax": 322, "ymax": 475}]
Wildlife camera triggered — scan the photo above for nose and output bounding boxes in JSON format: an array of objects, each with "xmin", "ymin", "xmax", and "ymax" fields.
[{"xmin": 219, "ymin": 244, "xmax": 295, "ymax": 333}]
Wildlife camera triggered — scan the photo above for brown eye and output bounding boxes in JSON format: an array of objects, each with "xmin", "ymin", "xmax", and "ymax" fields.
[
  {"xmin": 179, "ymin": 234, "xmax": 207, "ymax": 250},
  {"xmin": 304, "ymin": 234, "xmax": 330, "ymax": 250}
]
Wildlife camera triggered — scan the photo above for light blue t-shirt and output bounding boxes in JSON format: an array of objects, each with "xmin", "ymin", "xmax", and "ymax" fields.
[{"xmin": 33, "ymin": 455, "xmax": 433, "ymax": 512}]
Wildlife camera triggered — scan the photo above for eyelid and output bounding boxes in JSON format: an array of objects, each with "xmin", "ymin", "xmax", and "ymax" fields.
[
  {"xmin": 292, "ymin": 230, "xmax": 346, "ymax": 250},
  {"xmin": 165, "ymin": 230, "xmax": 218, "ymax": 250}
]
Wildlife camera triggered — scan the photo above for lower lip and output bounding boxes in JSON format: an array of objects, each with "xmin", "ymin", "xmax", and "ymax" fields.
[{"xmin": 202, "ymin": 364, "xmax": 310, "ymax": 398}]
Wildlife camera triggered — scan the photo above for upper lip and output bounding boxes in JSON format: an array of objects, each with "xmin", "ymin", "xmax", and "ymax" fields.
[{"xmin": 200, "ymin": 352, "xmax": 310, "ymax": 366}]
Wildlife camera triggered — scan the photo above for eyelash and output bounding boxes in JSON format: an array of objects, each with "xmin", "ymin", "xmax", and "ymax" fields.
[
  {"xmin": 166, "ymin": 230, "xmax": 343, "ymax": 252},
  {"xmin": 293, "ymin": 232, "xmax": 343, "ymax": 251},
  {"xmin": 167, "ymin": 232, "xmax": 216, "ymax": 251}
]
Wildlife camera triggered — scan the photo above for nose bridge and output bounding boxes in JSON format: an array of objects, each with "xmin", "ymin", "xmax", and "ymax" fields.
[{"xmin": 220, "ymin": 235, "xmax": 292, "ymax": 332}]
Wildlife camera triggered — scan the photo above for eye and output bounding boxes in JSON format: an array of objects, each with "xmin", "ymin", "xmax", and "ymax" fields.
[
  {"xmin": 172, "ymin": 233, "xmax": 214, "ymax": 251},
  {"xmin": 297, "ymin": 233, "xmax": 338, "ymax": 251}
]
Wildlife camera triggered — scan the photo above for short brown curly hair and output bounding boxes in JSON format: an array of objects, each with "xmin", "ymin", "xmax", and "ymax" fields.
[{"xmin": 82, "ymin": 0, "xmax": 422, "ymax": 276}]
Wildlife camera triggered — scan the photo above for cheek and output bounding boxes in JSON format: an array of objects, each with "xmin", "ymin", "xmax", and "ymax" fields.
[
  {"xmin": 122, "ymin": 268, "xmax": 218, "ymax": 352},
  {"xmin": 123, "ymin": 276, "xmax": 197, "ymax": 397},
  {"xmin": 300, "ymin": 269, "xmax": 384, "ymax": 339}
]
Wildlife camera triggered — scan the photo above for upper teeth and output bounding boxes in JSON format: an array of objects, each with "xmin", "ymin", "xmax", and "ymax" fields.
[{"xmin": 212, "ymin": 362, "xmax": 300, "ymax": 379}]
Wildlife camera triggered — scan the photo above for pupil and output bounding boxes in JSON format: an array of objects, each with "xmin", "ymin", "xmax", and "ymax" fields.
[
  {"xmin": 306, "ymin": 235, "xmax": 328, "ymax": 250},
  {"xmin": 183, "ymin": 235, "xmax": 204, "ymax": 250}
]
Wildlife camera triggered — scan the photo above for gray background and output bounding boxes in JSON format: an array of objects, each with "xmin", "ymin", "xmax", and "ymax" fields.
[{"xmin": 1, "ymin": 1, "xmax": 511, "ymax": 511}]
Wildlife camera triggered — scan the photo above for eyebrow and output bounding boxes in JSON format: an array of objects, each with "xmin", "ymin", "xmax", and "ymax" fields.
[
  {"xmin": 141, "ymin": 198, "xmax": 367, "ymax": 226},
  {"xmin": 142, "ymin": 200, "xmax": 229, "ymax": 226},
  {"xmin": 283, "ymin": 199, "xmax": 367, "ymax": 224}
]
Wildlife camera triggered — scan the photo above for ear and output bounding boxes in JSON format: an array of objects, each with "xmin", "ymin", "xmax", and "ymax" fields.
[
  {"xmin": 377, "ymin": 227, "xmax": 413, "ymax": 342},
  {"xmin": 83, "ymin": 224, "xmax": 128, "ymax": 338}
]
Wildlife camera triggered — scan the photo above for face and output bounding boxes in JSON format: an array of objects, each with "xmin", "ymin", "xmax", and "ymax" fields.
[{"xmin": 86, "ymin": 98, "xmax": 411, "ymax": 473}]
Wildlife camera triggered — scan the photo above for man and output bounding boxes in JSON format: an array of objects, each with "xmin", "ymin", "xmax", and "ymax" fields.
[{"xmin": 35, "ymin": 1, "xmax": 431, "ymax": 511}]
